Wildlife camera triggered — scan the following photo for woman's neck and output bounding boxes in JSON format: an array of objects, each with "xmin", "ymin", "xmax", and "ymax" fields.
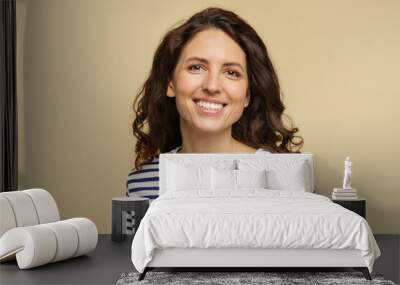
[
  {"xmin": 178, "ymin": 124, "xmax": 256, "ymax": 153},
  {"xmin": 180, "ymin": 138, "xmax": 235, "ymax": 153}
]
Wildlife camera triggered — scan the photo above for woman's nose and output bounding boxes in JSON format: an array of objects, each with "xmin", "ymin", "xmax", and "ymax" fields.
[{"xmin": 202, "ymin": 71, "xmax": 221, "ymax": 94}]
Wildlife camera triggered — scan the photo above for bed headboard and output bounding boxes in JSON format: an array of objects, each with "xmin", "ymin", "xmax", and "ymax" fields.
[{"xmin": 159, "ymin": 153, "xmax": 314, "ymax": 195}]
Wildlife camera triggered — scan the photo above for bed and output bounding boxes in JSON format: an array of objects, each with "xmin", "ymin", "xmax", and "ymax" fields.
[{"xmin": 131, "ymin": 153, "xmax": 381, "ymax": 281}]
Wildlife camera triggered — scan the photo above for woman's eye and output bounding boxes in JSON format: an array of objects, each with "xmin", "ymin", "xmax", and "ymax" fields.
[
  {"xmin": 188, "ymin": 64, "xmax": 203, "ymax": 71},
  {"xmin": 226, "ymin": 70, "xmax": 241, "ymax": 78}
]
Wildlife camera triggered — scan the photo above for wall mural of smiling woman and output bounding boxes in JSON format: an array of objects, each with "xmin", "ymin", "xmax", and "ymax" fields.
[{"xmin": 131, "ymin": 7, "xmax": 303, "ymax": 170}]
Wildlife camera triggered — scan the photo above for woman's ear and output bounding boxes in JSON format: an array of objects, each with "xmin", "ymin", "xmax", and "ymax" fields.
[
  {"xmin": 244, "ymin": 93, "xmax": 250, "ymax": 107},
  {"xmin": 166, "ymin": 80, "xmax": 176, "ymax": 98}
]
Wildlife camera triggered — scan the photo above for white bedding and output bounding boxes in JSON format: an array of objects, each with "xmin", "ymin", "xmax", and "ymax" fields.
[{"xmin": 131, "ymin": 190, "xmax": 380, "ymax": 273}]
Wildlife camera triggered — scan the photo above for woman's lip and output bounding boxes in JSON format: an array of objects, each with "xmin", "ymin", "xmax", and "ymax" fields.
[
  {"xmin": 193, "ymin": 98, "xmax": 227, "ymax": 106},
  {"xmin": 194, "ymin": 101, "xmax": 225, "ymax": 117}
]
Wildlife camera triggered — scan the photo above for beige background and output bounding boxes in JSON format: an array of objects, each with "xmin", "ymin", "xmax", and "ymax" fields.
[{"xmin": 16, "ymin": 0, "xmax": 400, "ymax": 234}]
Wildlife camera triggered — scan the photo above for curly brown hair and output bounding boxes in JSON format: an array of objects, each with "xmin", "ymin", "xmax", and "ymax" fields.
[{"xmin": 132, "ymin": 7, "xmax": 303, "ymax": 170}]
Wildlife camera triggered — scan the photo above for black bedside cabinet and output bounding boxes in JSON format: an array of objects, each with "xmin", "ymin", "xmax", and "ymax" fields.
[
  {"xmin": 111, "ymin": 196, "xmax": 149, "ymax": 242},
  {"xmin": 332, "ymin": 198, "xmax": 366, "ymax": 218}
]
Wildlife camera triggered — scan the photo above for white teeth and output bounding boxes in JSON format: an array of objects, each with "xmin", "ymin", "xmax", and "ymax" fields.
[{"xmin": 196, "ymin": 100, "xmax": 224, "ymax": 110}]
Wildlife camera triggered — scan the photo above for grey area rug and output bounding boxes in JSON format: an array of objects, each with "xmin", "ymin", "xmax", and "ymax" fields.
[{"xmin": 116, "ymin": 271, "xmax": 396, "ymax": 285}]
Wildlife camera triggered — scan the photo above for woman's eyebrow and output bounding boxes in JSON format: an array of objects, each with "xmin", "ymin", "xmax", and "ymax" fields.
[{"xmin": 186, "ymin": 57, "xmax": 245, "ymax": 71}]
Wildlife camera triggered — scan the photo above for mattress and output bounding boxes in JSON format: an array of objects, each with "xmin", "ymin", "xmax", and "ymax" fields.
[{"xmin": 131, "ymin": 190, "xmax": 381, "ymax": 273}]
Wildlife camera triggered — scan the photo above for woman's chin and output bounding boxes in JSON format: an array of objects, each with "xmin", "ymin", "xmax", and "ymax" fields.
[{"xmin": 192, "ymin": 123, "xmax": 226, "ymax": 133}]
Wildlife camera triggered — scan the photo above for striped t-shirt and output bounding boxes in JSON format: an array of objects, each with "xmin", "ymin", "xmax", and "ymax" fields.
[{"xmin": 126, "ymin": 146, "xmax": 181, "ymax": 199}]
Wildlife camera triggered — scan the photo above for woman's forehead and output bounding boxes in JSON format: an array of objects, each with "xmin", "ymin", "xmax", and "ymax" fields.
[{"xmin": 178, "ymin": 29, "xmax": 247, "ymax": 68}]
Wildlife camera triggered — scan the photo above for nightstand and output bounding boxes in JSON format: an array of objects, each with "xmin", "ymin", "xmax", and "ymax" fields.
[
  {"xmin": 111, "ymin": 196, "xmax": 149, "ymax": 242},
  {"xmin": 332, "ymin": 198, "xmax": 366, "ymax": 218}
]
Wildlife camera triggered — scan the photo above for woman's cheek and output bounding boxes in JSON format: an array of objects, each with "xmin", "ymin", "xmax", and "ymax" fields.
[
  {"xmin": 223, "ymin": 82, "xmax": 248, "ymax": 105},
  {"xmin": 175, "ymin": 96, "xmax": 190, "ymax": 117},
  {"xmin": 175, "ymin": 72, "xmax": 201, "ymax": 97},
  {"xmin": 231, "ymin": 104, "xmax": 246, "ymax": 121}
]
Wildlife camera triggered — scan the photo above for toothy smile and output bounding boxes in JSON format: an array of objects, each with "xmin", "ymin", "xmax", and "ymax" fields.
[{"xmin": 193, "ymin": 99, "xmax": 227, "ymax": 111}]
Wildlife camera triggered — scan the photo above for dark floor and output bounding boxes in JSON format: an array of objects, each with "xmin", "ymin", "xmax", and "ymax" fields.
[
  {"xmin": 0, "ymin": 234, "xmax": 398, "ymax": 285},
  {"xmin": 374, "ymin": 235, "xmax": 400, "ymax": 284},
  {"xmin": 0, "ymin": 235, "xmax": 134, "ymax": 285}
]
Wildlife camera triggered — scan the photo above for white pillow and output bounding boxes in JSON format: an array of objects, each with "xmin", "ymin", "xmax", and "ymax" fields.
[
  {"xmin": 211, "ymin": 168, "xmax": 236, "ymax": 190},
  {"xmin": 211, "ymin": 168, "xmax": 268, "ymax": 190},
  {"xmin": 167, "ymin": 162, "xmax": 212, "ymax": 191},
  {"xmin": 237, "ymin": 169, "xmax": 268, "ymax": 188},
  {"xmin": 266, "ymin": 161, "xmax": 308, "ymax": 191}
]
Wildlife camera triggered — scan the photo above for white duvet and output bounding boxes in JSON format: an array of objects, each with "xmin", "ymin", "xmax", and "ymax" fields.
[{"xmin": 131, "ymin": 190, "xmax": 380, "ymax": 273}]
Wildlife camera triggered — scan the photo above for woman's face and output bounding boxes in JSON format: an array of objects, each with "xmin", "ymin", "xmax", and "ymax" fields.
[{"xmin": 167, "ymin": 28, "xmax": 249, "ymax": 133}]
